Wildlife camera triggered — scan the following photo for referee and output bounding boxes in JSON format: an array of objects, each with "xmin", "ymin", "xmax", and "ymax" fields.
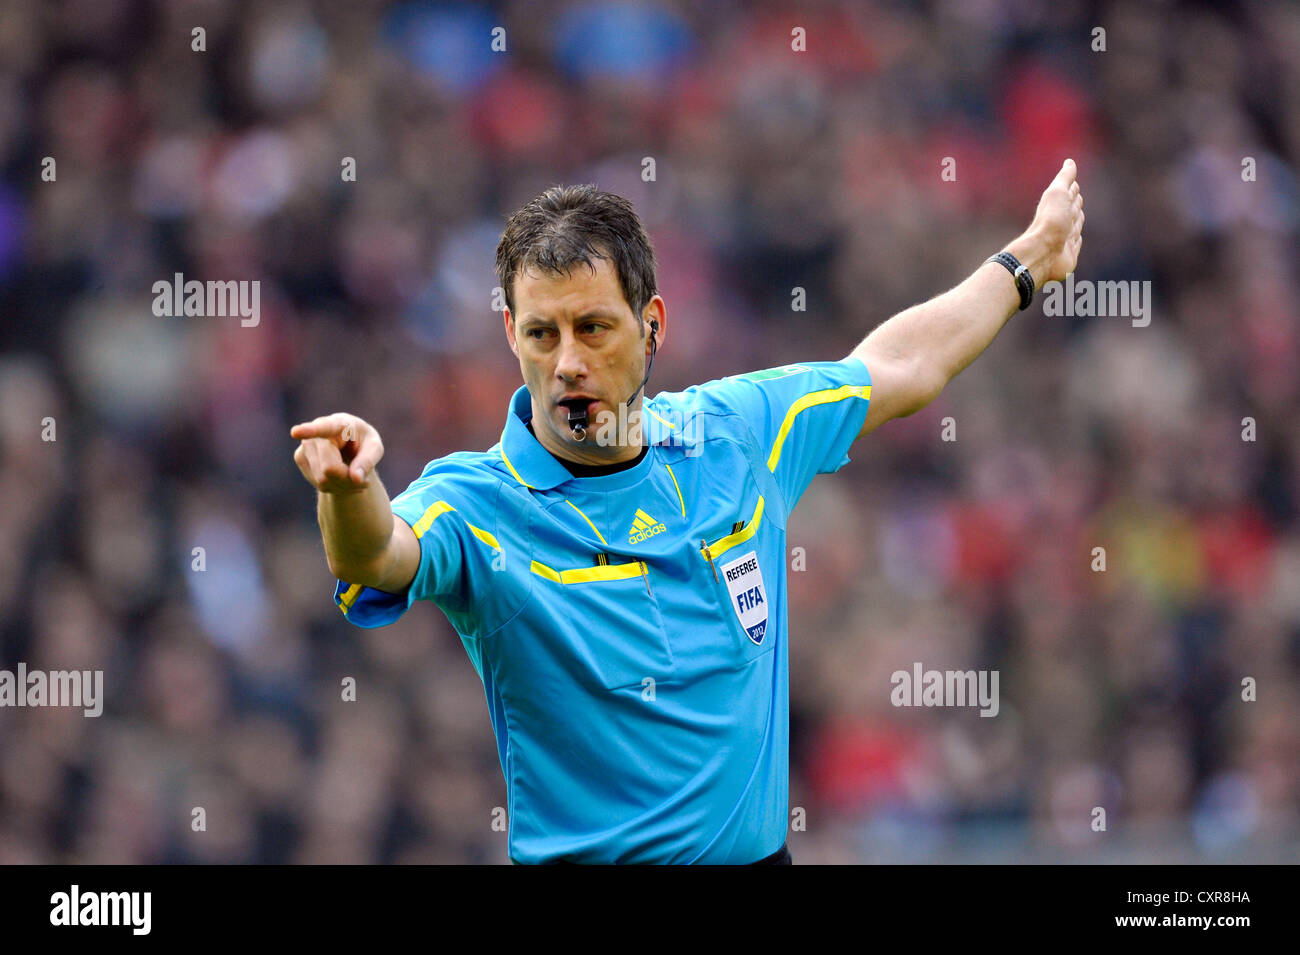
[{"xmin": 291, "ymin": 164, "xmax": 1084, "ymax": 864}]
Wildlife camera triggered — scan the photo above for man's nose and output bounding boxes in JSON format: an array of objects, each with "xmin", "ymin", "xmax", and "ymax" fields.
[{"xmin": 554, "ymin": 331, "xmax": 587, "ymax": 382}]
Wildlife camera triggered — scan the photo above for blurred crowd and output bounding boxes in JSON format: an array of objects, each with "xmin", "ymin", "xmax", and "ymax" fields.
[{"xmin": 1, "ymin": 0, "xmax": 1297, "ymax": 863}]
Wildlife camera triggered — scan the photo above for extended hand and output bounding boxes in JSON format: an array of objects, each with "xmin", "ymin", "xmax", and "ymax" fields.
[
  {"xmin": 291, "ymin": 413, "xmax": 385, "ymax": 493},
  {"xmin": 1028, "ymin": 159, "xmax": 1085, "ymax": 284}
]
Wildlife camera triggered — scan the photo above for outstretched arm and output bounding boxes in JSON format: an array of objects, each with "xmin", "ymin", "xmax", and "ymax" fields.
[
  {"xmin": 291, "ymin": 412, "xmax": 420, "ymax": 594},
  {"xmin": 849, "ymin": 158, "xmax": 1085, "ymax": 438}
]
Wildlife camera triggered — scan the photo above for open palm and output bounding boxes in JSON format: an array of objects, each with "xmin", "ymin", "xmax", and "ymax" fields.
[{"xmin": 1032, "ymin": 159, "xmax": 1086, "ymax": 283}]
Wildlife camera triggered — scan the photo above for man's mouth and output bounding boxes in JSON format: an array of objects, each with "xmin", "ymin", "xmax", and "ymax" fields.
[{"xmin": 557, "ymin": 397, "xmax": 597, "ymax": 417}]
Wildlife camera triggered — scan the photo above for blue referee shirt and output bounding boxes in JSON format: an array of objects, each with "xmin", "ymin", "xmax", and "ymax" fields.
[{"xmin": 333, "ymin": 356, "xmax": 872, "ymax": 863}]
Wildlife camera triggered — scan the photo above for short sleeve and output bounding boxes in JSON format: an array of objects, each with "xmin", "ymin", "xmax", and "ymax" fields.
[
  {"xmin": 704, "ymin": 356, "xmax": 872, "ymax": 511},
  {"xmin": 332, "ymin": 467, "xmax": 479, "ymax": 629}
]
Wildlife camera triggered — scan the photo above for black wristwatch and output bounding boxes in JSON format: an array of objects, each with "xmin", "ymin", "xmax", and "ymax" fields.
[{"xmin": 986, "ymin": 251, "xmax": 1035, "ymax": 311}]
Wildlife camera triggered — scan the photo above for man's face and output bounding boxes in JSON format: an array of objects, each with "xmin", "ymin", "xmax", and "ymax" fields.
[{"xmin": 504, "ymin": 256, "xmax": 665, "ymax": 464}]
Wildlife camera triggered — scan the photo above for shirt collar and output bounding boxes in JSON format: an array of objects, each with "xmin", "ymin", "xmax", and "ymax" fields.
[{"xmin": 498, "ymin": 385, "xmax": 693, "ymax": 491}]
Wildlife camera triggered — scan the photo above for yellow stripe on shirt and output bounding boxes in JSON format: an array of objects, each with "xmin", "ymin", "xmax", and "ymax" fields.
[
  {"xmin": 337, "ymin": 498, "xmax": 498, "ymax": 614},
  {"xmin": 530, "ymin": 559, "xmax": 646, "ymax": 584},
  {"xmin": 765, "ymin": 384, "xmax": 871, "ymax": 474}
]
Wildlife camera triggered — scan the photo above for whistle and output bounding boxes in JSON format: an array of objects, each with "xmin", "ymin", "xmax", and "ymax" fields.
[{"xmin": 567, "ymin": 403, "xmax": 589, "ymax": 441}]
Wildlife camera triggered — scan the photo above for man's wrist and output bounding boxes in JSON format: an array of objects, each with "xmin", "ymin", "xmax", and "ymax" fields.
[{"xmin": 1001, "ymin": 229, "xmax": 1053, "ymax": 293}]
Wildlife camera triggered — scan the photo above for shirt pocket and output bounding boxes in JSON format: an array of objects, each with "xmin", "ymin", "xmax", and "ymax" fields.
[
  {"xmin": 694, "ymin": 460, "xmax": 785, "ymax": 667},
  {"xmin": 699, "ymin": 528, "xmax": 778, "ymax": 667},
  {"xmin": 530, "ymin": 555, "xmax": 675, "ymax": 691}
]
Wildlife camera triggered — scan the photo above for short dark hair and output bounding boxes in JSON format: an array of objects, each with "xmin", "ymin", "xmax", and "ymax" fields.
[{"xmin": 495, "ymin": 184, "xmax": 658, "ymax": 333}]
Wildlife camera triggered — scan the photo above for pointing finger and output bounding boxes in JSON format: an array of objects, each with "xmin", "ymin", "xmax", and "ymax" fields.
[
  {"xmin": 291, "ymin": 414, "xmax": 352, "ymax": 442},
  {"xmin": 291, "ymin": 416, "xmax": 335, "ymax": 440}
]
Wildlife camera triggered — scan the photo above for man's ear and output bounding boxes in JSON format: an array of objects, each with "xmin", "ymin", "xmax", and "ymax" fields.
[
  {"xmin": 643, "ymin": 295, "xmax": 667, "ymax": 349},
  {"xmin": 504, "ymin": 307, "xmax": 518, "ymax": 357}
]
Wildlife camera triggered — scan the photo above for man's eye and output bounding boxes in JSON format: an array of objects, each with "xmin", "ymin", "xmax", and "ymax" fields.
[
  {"xmin": 527, "ymin": 329, "xmax": 548, "ymax": 339},
  {"xmin": 582, "ymin": 323, "xmax": 603, "ymax": 334}
]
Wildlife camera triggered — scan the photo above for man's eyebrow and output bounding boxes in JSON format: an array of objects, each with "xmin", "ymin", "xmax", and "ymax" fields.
[{"xmin": 519, "ymin": 310, "xmax": 623, "ymax": 325}]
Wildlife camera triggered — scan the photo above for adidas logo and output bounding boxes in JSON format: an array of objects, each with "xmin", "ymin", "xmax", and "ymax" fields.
[{"xmin": 628, "ymin": 508, "xmax": 666, "ymax": 544}]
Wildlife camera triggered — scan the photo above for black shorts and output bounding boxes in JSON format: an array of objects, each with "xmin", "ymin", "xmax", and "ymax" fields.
[
  {"xmin": 516, "ymin": 842, "xmax": 794, "ymax": 865},
  {"xmin": 747, "ymin": 842, "xmax": 792, "ymax": 865}
]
